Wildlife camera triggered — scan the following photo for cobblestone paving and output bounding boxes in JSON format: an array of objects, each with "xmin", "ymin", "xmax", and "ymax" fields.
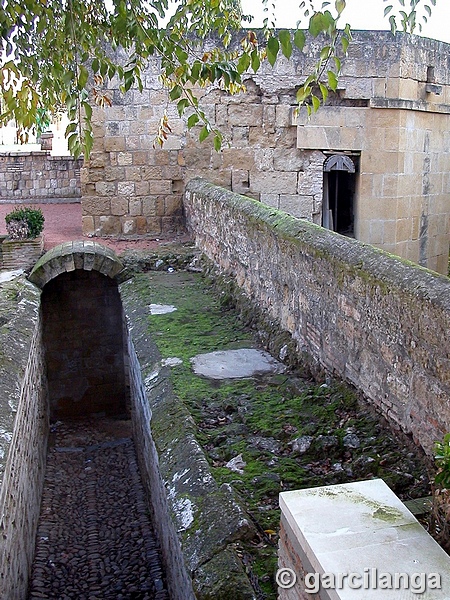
[{"xmin": 28, "ymin": 418, "xmax": 169, "ymax": 600}]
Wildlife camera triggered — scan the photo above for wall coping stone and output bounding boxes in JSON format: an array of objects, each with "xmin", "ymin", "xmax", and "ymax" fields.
[
  {"xmin": 279, "ymin": 479, "xmax": 450, "ymax": 598},
  {"xmin": 0, "ymin": 275, "xmax": 41, "ymax": 482},
  {"xmin": 185, "ymin": 178, "xmax": 450, "ymax": 312},
  {"xmin": 28, "ymin": 240, "xmax": 131, "ymax": 288}
]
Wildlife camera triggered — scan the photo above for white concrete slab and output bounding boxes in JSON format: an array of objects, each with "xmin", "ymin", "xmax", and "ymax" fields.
[
  {"xmin": 149, "ymin": 303, "xmax": 177, "ymax": 315},
  {"xmin": 280, "ymin": 479, "xmax": 450, "ymax": 599},
  {"xmin": 191, "ymin": 348, "xmax": 286, "ymax": 379}
]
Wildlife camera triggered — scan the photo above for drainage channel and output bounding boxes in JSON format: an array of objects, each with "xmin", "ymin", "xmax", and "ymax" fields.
[{"xmin": 28, "ymin": 417, "xmax": 169, "ymax": 600}]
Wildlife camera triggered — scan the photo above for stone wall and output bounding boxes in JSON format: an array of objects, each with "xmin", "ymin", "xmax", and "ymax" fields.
[
  {"xmin": 0, "ymin": 276, "xmax": 49, "ymax": 600},
  {"xmin": 0, "ymin": 152, "xmax": 82, "ymax": 203},
  {"xmin": 82, "ymin": 31, "xmax": 450, "ymax": 274},
  {"xmin": 184, "ymin": 178, "xmax": 450, "ymax": 455},
  {"xmin": 120, "ymin": 276, "xmax": 257, "ymax": 600}
]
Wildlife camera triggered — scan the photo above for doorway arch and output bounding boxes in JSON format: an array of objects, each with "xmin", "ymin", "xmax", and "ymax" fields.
[{"xmin": 322, "ymin": 154, "xmax": 358, "ymax": 237}]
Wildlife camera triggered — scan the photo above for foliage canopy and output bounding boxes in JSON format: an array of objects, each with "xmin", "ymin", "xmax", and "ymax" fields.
[{"xmin": 0, "ymin": 0, "xmax": 437, "ymax": 157}]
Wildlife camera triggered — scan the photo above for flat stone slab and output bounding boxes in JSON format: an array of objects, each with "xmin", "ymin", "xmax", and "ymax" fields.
[
  {"xmin": 191, "ymin": 348, "xmax": 286, "ymax": 379},
  {"xmin": 280, "ymin": 479, "xmax": 450, "ymax": 598},
  {"xmin": 149, "ymin": 303, "xmax": 177, "ymax": 315}
]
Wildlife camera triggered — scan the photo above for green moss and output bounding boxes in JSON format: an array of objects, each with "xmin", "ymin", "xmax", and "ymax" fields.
[{"xmin": 126, "ymin": 269, "xmax": 430, "ymax": 600}]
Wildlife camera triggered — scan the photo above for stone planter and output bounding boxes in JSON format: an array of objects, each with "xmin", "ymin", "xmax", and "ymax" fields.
[{"xmin": 1, "ymin": 235, "xmax": 45, "ymax": 271}]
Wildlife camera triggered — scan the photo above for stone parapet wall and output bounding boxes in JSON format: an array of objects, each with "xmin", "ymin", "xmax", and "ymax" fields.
[
  {"xmin": 184, "ymin": 178, "xmax": 450, "ymax": 455},
  {"xmin": 0, "ymin": 277, "xmax": 49, "ymax": 600},
  {"xmin": 0, "ymin": 152, "xmax": 82, "ymax": 203},
  {"xmin": 120, "ymin": 276, "xmax": 256, "ymax": 599}
]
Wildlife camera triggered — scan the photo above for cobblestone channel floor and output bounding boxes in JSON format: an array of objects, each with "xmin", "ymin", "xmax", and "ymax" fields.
[{"xmin": 28, "ymin": 418, "xmax": 169, "ymax": 600}]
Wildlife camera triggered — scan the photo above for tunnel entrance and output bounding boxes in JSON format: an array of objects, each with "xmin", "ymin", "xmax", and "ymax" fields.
[
  {"xmin": 28, "ymin": 246, "xmax": 170, "ymax": 599},
  {"xmin": 41, "ymin": 269, "xmax": 128, "ymax": 420}
]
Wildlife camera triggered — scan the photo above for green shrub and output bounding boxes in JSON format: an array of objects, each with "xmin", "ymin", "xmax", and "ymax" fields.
[{"xmin": 5, "ymin": 206, "xmax": 45, "ymax": 239}]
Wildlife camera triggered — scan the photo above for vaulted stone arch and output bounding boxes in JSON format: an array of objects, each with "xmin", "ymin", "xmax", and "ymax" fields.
[{"xmin": 28, "ymin": 240, "xmax": 129, "ymax": 289}]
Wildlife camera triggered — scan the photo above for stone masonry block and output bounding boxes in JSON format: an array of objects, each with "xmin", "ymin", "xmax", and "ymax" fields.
[
  {"xmin": 129, "ymin": 198, "xmax": 143, "ymax": 216},
  {"xmin": 146, "ymin": 216, "xmax": 162, "ymax": 234},
  {"xmin": 82, "ymin": 196, "xmax": 111, "ymax": 216},
  {"xmin": 231, "ymin": 170, "xmax": 250, "ymax": 195},
  {"xmin": 98, "ymin": 215, "xmax": 122, "ymax": 235},
  {"xmin": 280, "ymin": 194, "xmax": 314, "ymax": 219},
  {"xmin": 260, "ymin": 194, "xmax": 280, "ymax": 209},
  {"xmin": 136, "ymin": 216, "xmax": 148, "ymax": 234},
  {"xmin": 122, "ymin": 218, "xmax": 137, "ymax": 234},
  {"xmin": 104, "ymin": 137, "xmax": 126, "ymax": 152},
  {"xmin": 111, "ymin": 197, "xmax": 129, "ymax": 216},
  {"xmin": 273, "ymin": 149, "xmax": 305, "ymax": 172},
  {"xmin": 164, "ymin": 195, "xmax": 183, "ymax": 216},
  {"xmin": 149, "ymin": 179, "xmax": 172, "ymax": 195},
  {"xmin": 117, "ymin": 181, "xmax": 135, "ymax": 196},
  {"xmin": 250, "ymin": 171, "xmax": 297, "ymax": 195},
  {"xmin": 142, "ymin": 197, "xmax": 161, "ymax": 217},
  {"xmin": 227, "ymin": 104, "xmax": 263, "ymax": 127},
  {"xmin": 87, "ymin": 152, "xmax": 109, "ymax": 168},
  {"xmin": 95, "ymin": 181, "xmax": 116, "ymax": 195},
  {"xmin": 142, "ymin": 166, "xmax": 163, "ymax": 180},
  {"xmin": 117, "ymin": 152, "xmax": 133, "ymax": 166}
]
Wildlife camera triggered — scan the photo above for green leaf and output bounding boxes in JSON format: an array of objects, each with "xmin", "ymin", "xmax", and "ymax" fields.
[
  {"xmin": 82, "ymin": 101, "xmax": 92, "ymax": 120},
  {"xmin": 251, "ymin": 49, "xmax": 260, "ymax": 73},
  {"xmin": 267, "ymin": 36, "xmax": 280, "ymax": 66},
  {"xmin": 341, "ymin": 36, "xmax": 349, "ymax": 54},
  {"xmin": 214, "ymin": 133, "xmax": 222, "ymax": 152},
  {"xmin": 309, "ymin": 12, "xmax": 326, "ymax": 37},
  {"xmin": 187, "ymin": 113, "xmax": 199, "ymax": 128},
  {"xmin": 77, "ymin": 65, "xmax": 89, "ymax": 90},
  {"xmin": 199, "ymin": 125, "xmax": 210, "ymax": 142},
  {"xmin": 84, "ymin": 129, "xmax": 93, "ymax": 159},
  {"xmin": 327, "ymin": 70, "xmax": 338, "ymax": 91},
  {"xmin": 294, "ymin": 29, "xmax": 305, "ymax": 51},
  {"xmin": 237, "ymin": 53, "xmax": 251, "ymax": 74},
  {"xmin": 384, "ymin": 5, "xmax": 393, "ymax": 17},
  {"xmin": 296, "ymin": 85, "xmax": 310, "ymax": 103},
  {"xmin": 311, "ymin": 94, "xmax": 320, "ymax": 112},
  {"xmin": 320, "ymin": 45, "xmax": 331, "ymax": 61},
  {"xmin": 169, "ymin": 85, "xmax": 183, "ymax": 101},
  {"xmin": 177, "ymin": 98, "xmax": 189, "ymax": 116},
  {"xmin": 319, "ymin": 83, "xmax": 328, "ymax": 103},
  {"xmin": 65, "ymin": 122, "xmax": 78, "ymax": 135},
  {"xmin": 279, "ymin": 30, "xmax": 292, "ymax": 60},
  {"xmin": 335, "ymin": 0, "xmax": 345, "ymax": 15}
]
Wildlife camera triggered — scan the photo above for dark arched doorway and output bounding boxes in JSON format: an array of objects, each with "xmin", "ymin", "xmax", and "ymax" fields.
[
  {"xmin": 322, "ymin": 154, "xmax": 358, "ymax": 237},
  {"xmin": 41, "ymin": 269, "xmax": 128, "ymax": 420}
]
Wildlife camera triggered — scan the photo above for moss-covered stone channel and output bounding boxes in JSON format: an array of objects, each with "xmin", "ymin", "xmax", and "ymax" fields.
[{"xmin": 123, "ymin": 269, "xmax": 431, "ymax": 599}]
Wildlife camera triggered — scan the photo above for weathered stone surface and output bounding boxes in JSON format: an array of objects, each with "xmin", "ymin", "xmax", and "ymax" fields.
[
  {"xmin": 0, "ymin": 275, "xmax": 48, "ymax": 600},
  {"xmin": 193, "ymin": 548, "xmax": 256, "ymax": 600},
  {"xmin": 184, "ymin": 178, "xmax": 450, "ymax": 456},
  {"xmin": 191, "ymin": 348, "xmax": 286, "ymax": 379},
  {"xmin": 120, "ymin": 277, "xmax": 257, "ymax": 599},
  {"xmin": 0, "ymin": 153, "xmax": 81, "ymax": 203},
  {"xmin": 29, "ymin": 241, "xmax": 128, "ymax": 288}
]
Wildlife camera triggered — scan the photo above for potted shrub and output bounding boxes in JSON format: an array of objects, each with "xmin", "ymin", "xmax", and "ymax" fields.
[{"xmin": 2, "ymin": 207, "xmax": 45, "ymax": 270}]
